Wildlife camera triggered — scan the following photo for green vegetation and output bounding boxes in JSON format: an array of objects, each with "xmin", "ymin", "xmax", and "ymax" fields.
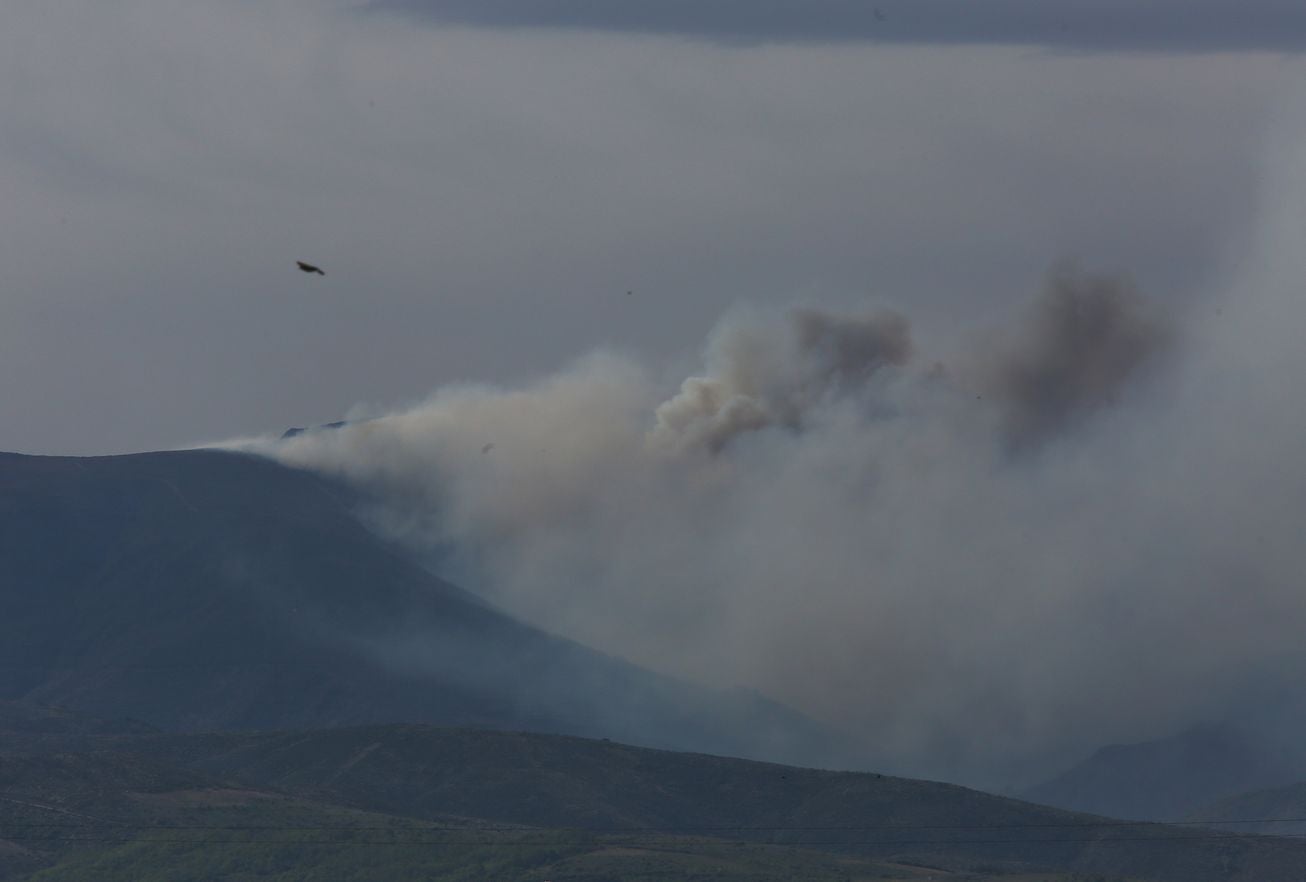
[
  {"xmin": 25, "ymin": 829, "xmax": 589, "ymax": 882},
  {"xmin": 0, "ymin": 726, "xmax": 1287, "ymax": 882},
  {"xmin": 20, "ymin": 824, "xmax": 1105, "ymax": 882}
]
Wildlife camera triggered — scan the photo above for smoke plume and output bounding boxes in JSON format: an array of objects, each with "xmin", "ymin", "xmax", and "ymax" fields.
[
  {"xmin": 976, "ymin": 262, "xmax": 1170, "ymax": 450},
  {"xmin": 652, "ymin": 306, "xmax": 911, "ymax": 453},
  {"xmin": 244, "ymin": 121, "xmax": 1306, "ymax": 788}
]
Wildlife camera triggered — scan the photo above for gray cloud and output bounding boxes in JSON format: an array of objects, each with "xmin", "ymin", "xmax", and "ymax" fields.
[{"xmin": 371, "ymin": 0, "xmax": 1306, "ymax": 53}]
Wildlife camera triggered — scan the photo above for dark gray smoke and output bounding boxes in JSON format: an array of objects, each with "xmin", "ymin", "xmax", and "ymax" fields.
[{"xmin": 978, "ymin": 264, "xmax": 1170, "ymax": 449}]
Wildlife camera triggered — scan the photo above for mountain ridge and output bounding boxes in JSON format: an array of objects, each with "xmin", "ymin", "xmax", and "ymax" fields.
[
  {"xmin": 0, "ymin": 448, "xmax": 843, "ymax": 767},
  {"xmin": 1021, "ymin": 722, "xmax": 1305, "ymax": 821}
]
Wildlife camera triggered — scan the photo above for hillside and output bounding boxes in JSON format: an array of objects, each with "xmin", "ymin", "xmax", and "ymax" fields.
[
  {"xmin": 45, "ymin": 722, "xmax": 1306, "ymax": 882},
  {"xmin": 0, "ymin": 701, "xmax": 157, "ymax": 750},
  {"xmin": 8, "ymin": 449, "xmax": 1306, "ymax": 880},
  {"xmin": 0, "ymin": 751, "xmax": 594, "ymax": 882},
  {"xmin": 0, "ymin": 450, "xmax": 839, "ymax": 767},
  {"xmin": 1021, "ymin": 723, "xmax": 1302, "ymax": 821},
  {"xmin": 0, "ymin": 743, "xmax": 1100, "ymax": 882},
  {"xmin": 1187, "ymin": 781, "xmax": 1306, "ymax": 836}
]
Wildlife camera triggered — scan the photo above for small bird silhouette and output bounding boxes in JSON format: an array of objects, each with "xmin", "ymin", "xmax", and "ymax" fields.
[
  {"xmin": 481, "ymin": 443, "xmax": 495, "ymax": 454},
  {"xmin": 296, "ymin": 261, "xmax": 325, "ymax": 276}
]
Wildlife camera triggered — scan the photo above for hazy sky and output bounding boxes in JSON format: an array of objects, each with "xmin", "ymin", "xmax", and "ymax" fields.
[{"xmin": 1, "ymin": 0, "xmax": 1299, "ymax": 455}]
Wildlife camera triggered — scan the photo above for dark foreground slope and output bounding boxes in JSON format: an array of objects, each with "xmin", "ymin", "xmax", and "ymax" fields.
[
  {"xmin": 0, "ymin": 450, "xmax": 834, "ymax": 766},
  {"xmin": 7, "ymin": 720, "xmax": 1306, "ymax": 882},
  {"xmin": 156, "ymin": 725, "xmax": 1306, "ymax": 882},
  {"xmin": 0, "ymin": 749, "xmax": 1059, "ymax": 882}
]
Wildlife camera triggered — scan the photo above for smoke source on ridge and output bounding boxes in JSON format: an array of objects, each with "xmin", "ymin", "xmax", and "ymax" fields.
[{"xmin": 249, "ymin": 119, "xmax": 1306, "ymax": 788}]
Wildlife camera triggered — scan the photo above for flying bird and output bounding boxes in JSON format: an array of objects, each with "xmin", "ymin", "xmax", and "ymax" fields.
[
  {"xmin": 296, "ymin": 261, "xmax": 325, "ymax": 276},
  {"xmin": 481, "ymin": 443, "xmax": 495, "ymax": 454}
]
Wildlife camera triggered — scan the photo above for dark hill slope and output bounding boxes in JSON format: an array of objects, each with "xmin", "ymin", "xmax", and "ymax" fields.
[
  {"xmin": 0, "ymin": 450, "xmax": 835, "ymax": 765},
  {"xmin": 120, "ymin": 724, "xmax": 1306, "ymax": 882},
  {"xmin": 1022, "ymin": 723, "xmax": 1303, "ymax": 821},
  {"xmin": 0, "ymin": 701, "xmax": 156, "ymax": 740},
  {"xmin": 0, "ymin": 749, "xmax": 1073, "ymax": 882},
  {"xmin": 0, "ymin": 752, "xmax": 580, "ymax": 882},
  {"xmin": 1187, "ymin": 780, "xmax": 1306, "ymax": 836},
  {"xmin": 0, "ymin": 701, "xmax": 157, "ymax": 756}
]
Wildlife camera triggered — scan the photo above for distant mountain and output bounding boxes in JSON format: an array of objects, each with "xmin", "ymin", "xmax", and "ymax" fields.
[
  {"xmin": 1187, "ymin": 780, "xmax": 1306, "ymax": 836},
  {"xmin": 10, "ymin": 722, "xmax": 1306, "ymax": 882},
  {"xmin": 0, "ymin": 450, "xmax": 841, "ymax": 767},
  {"xmin": 0, "ymin": 700, "xmax": 156, "ymax": 738},
  {"xmin": 0, "ymin": 700, "xmax": 156, "ymax": 756},
  {"xmin": 1022, "ymin": 722, "xmax": 1304, "ymax": 821}
]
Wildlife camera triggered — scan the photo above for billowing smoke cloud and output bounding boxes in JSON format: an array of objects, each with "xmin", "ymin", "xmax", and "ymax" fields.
[
  {"xmin": 243, "ymin": 119, "xmax": 1306, "ymax": 789},
  {"xmin": 652, "ymin": 306, "xmax": 911, "ymax": 453}
]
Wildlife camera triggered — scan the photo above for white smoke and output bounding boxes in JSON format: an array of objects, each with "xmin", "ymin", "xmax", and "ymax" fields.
[
  {"xmin": 651, "ymin": 306, "xmax": 911, "ymax": 453},
  {"xmin": 238, "ymin": 111, "xmax": 1306, "ymax": 789}
]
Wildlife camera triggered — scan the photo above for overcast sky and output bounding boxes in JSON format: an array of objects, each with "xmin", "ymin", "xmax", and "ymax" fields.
[
  {"xmin": 377, "ymin": 0, "xmax": 1306, "ymax": 53},
  {"xmin": 0, "ymin": 0, "xmax": 1301, "ymax": 454}
]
